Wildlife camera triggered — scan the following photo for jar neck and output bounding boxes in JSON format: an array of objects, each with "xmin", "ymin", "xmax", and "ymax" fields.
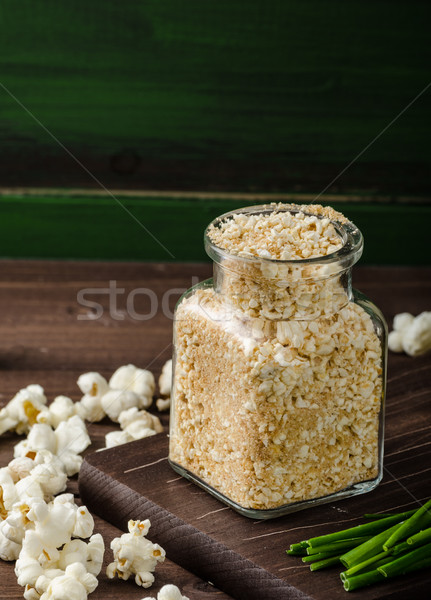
[
  {"xmin": 212, "ymin": 259, "xmax": 353, "ymax": 320},
  {"xmin": 205, "ymin": 205, "xmax": 363, "ymax": 321}
]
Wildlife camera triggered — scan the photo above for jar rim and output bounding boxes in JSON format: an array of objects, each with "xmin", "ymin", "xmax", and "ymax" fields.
[{"xmin": 204, "ymin": 204, "xmax": 363, "ymax": 271}]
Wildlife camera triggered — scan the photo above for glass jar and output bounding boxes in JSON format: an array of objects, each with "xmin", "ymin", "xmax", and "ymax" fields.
[{"xmin": 169, "ymin": 204, "xmax": 387, "ymax": 519}]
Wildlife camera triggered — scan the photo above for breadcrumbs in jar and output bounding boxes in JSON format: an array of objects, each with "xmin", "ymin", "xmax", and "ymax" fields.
[{"xmin": 169, "ymin": 204, "xmax": 387, "ymax": 519}]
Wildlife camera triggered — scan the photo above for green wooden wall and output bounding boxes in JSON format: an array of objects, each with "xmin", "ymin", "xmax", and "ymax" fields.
[
  {"xmin": 1, "ymin": 1, "xmax": 430, "ymax": 193},
  {"xmin": 0, "ymin": 2, "xmax": 429, "ymax": 263},
  {"xmin": 0, "ymin": 191, "xmax": 429, "ymax": 265}
]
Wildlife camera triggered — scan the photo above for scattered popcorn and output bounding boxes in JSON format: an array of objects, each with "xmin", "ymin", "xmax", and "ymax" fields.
[
  {"xmin": 106, "ymin": 519, "xmax": 165, "ymax": 588},
  {"xmin": 101, "ymin": 389, "xmax": 141, "ymax": 423},
  {"xmin": 0, "ymin": 385, "xmax": 47, "ymax": 436},
  {"xmin": 105, "ymin": 430, "xmax": 134, "ymax": 449},
  {"xmin": 141, "ymin": 584, "xmax": 190, "ymax": 600},
  {"xmin": 35, "ymin": 562, "xmax": 98, "ymax": 600},
  {"xmin": 109, "ymin": 364, "xmax": 155, "ymax": 409},
  {"xmin": 75, "ymin": 365, "xmax": 156, "ymax": 423},
  {"xmin": 104, "ymin": 407, "xmax": 163, "ymax": 449},
  {"xmin": 14, "ymin": 416, "xmax": 91, "ymax": 477},
  {"xmin": 156, "ymin": 398, "xmax": 171, "ymax": 412},
  {"xmin": 158, "ymin": 360, "xmax": 172, "ymax": 398},
  {"xmin": 37, "ymin": 396, "xmax": 77, "ymax": 429},
  {"xmin": 0, "ymin": 364, "xmax": 168, "ymax": 598},
  {"xmin": 76, "ymin": 373, "xmax": 110, "ymax": 422},
  {"xmin": 14, "ymin": 495, "xmax": 103, "ymax": 599},
  {"xmin": 156, "ymin": 360, "xmax": 172, "ymax": 412},
  {"xmin": 0, "ymin": 521, "xmax": 21, "ymax": 561},
  {"xmin": 388, "ymin": 311, "xmax": 431, "ymax": 356}
]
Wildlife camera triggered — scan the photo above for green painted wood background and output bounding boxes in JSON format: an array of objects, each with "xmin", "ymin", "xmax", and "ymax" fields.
[
  {"xmin": 0, "ymin": 1, "xmax": 430, "ymax": 193},
  {"xmin": 0, "ymin": 191, "xmax": 429, "ymax": 264},
  {"xmin": 0, "ymin": 2, "xmax": 430, "ymax": 263}
]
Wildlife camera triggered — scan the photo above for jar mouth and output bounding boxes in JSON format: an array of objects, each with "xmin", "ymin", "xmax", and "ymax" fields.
[{"xmin": 204, "ymin": 204, "xmax": 363, "ymax": 273}]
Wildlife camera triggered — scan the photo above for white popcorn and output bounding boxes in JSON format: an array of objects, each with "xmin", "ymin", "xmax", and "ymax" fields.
[
  {"xmin": 109, "ymin": 364, "xmax": 155, "ymax": 409},
  {"xmin": 118, "ymin": 407, "xmax": 163, "ymax": 433},
  {"xmin": 0, "ymin": 522, "xmax": 21, "ymax": 560},
  {"xmin": 24, "ymin": 452, "xmax": 68, "ymax": 499},
  {"xmin": 15, "ymin": 495, "xmax": 100, "ymax": 593},
  {"xmin": 101, "ymin": 389, "xmax": 141, "ymax": 423},
  {"xmin": 37, "ymin": 562, "xmax": 98, "ymax": 600},
  {"xmin": 141, "ymin": 584, "xmax": 190, "ymax": 600},
  {"xmin": 158, "ymin": 360, "xmax": 172, "ymax": 397},
  {"xmin": 77, "ymin": 372, "xmax": 110, "ymax": 398},
  {"xmin": 0, "ymin": 385, "xmax": 47, "ymax": 436},
  {"xmin": 104, "ymin": 408, "xmax": 163, "ymax": 449},
  {"xmin": 55, "ymin": 416, "xmax": 91, "ymax": 476},
  {"xmin": 389, "ymin": 311, "xmax": 431, "ymax": 356},
  {"xmin": 156, "ymin": 398, "xmax": 171, "ymax": 412},
  {"xmin": 106, "ymin": 519, "xmax": 165, "ymax": 588},
  {"xmin": 14, "ymin": 416, "xmax": 91, "ymax": 477},
  {"xmin": 105, "ymin": 430, "xmax": 134, "ymax": 449},
  {"xmin": 0, "ymin": 468, "xmax": 19, "ymax": 517},
  {"xmin": 76, "ymin": 372, "xmax": 110, "ymax": 422},
  {"xmin": 37, "ymin": 396, "xmax": 77, "ymax": 429},
  {"xmin": 57, "ymin": 534, "xmax": 104, "ymax": 576},
  {"xmin": 387, "ymin": 330, "xmax": 403, "ymax": 353}
]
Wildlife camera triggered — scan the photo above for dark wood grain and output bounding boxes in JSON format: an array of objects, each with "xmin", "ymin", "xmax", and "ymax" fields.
[
  {"xmin": 79, "ymin": 362, "xmax": 431, "ymax": 600},
  {"xmin": 0, "ymin": 260, "xmax": 430, "ymax": 599}
]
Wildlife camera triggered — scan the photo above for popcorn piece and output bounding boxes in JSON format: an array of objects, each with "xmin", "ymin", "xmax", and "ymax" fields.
[
  {"xmin": 156, "ymin": 398, "xmax": 171, "ymax": 412},
  {"xmin": 118, "ymin": 407, "xmax": 163, "ymax": 434},
  {"xmin": 0, "ymin": 468, "xmax": 19, "ymax": 518},
  {"xmin": 76, "ymin": 373, "xmax": 110, "ymax": 422},
  {"xmin": 109, "ymin": 364, "xmax": 155, "ymax": 409},
  {"xmin": 37, "ymin": 562, "xmax": 98, "ymax": 600},
  {"xmin": 0, "ymin": 385, "xmax": 47, "ymax": 436},
  {"xmin": 105, "ymin": 430, "xmax": 134, "ymax": 449},
  {"xmin": 24, "ymin": 452, "xmax": 68, "ymax": 499},
  {"xmin": 57, "ymin": 534, "xmax": 104, "ymax": 576},
  {"xmin": 0, "ymin": 523, "xmax": 21, "ymax": 560},
  {"xmin": 158, "ymin": 360, "xmax": 172, "ymax": 397},
  {"xmin": 389, "ymin": 311, "xmax": 431, "ymax": 356},
  {"xmin": 77, "ymin": 372, "xmax": 110, "ymax": 398},
  {"xmin": 387, "ymin": 330, "xmax": 403, "ymax": 353},
  {"xmin": 55, "ymin": 416, "xmax": 91, "ymax": 476},
  {"xmin": 104, "ymin": 408, "xmax": 163, "ymax": 448},
  {"xmin": 101, "ymin": 390, "xmax": 141, "ymax": 423},
  {"xmin": 14, "ymin": 416, "xmax": 91, "ymax": 477},
  {"xmin": 141, "ymin": 584, "xmax": 190, "ymax": 600},
  {"xmin": 106, "ymin": 519, "xmax": 165, "ymax": 588},
  {"xmin": 15, "ymin": 495, "xmax": 100, "ymax": 591},
  {"xmin": 37, "ymin": 396, "xmax": 77, "ymax": 429}
]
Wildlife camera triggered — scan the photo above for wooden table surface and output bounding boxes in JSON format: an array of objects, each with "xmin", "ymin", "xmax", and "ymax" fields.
[{"xmin": 0, "ymin": 259, "xmax": 430, "ymax": 599}]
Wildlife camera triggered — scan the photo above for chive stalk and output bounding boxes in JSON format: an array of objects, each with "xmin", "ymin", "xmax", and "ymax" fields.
[
  {"xmin": 378, "ymin": 542, "xmax": 431, "ymax": 578},
  {"xmin": 306, "ymin": 537, "xmax": 370, "ymax": 556},
  {"xmin": 307, "ymin": 512, "xmax": 411, "ymax": 549},
  {"xmin": 407, "ymin": 526, "xmax": 431, "ymax": 547},
  {"xmin": 309, "ymin": 556, "xmax": 341, "ymax": 571},
  {"xmin": 342, "ymin": 569, "xmax": 385, "ymax": 591},
  {"xmin": 340, "ymin": 522, "xmax": 403, "ymax": 569},
  {"xmin": 383, "ymin": 499, "xmax": 431, "ymax": 550}
]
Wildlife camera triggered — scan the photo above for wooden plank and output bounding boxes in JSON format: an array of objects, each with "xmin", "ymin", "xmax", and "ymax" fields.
[
  {"xmin": 79, "ymin": 388, "xmax": 431, "ymax": 600},
  {"xmin": 0, "ymin": 2, "xmax": 430, "ymax": 192},
  {"xmin": 0, "ymin": 193, "xmax": 430, "ymax": 263},
  {"xmin": 0, "ymin": 259, "xmax": 430, "ymax": 600}
]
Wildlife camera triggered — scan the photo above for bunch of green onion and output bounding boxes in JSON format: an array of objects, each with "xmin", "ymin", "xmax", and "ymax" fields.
[{"xmin": 286, "ymin": 499, "xmax": 431, "ymax": 591}]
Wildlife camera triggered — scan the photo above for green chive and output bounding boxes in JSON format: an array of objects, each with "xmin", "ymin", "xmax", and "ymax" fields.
[{"xmin": 384, "ymin": 499, "xmax": 431, "ymax": 550}]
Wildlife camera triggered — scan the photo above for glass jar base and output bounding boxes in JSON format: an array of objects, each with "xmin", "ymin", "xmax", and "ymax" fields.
[{"xmin": 168, "ymin": 459, "xmax": 383, "ymax": 520}]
